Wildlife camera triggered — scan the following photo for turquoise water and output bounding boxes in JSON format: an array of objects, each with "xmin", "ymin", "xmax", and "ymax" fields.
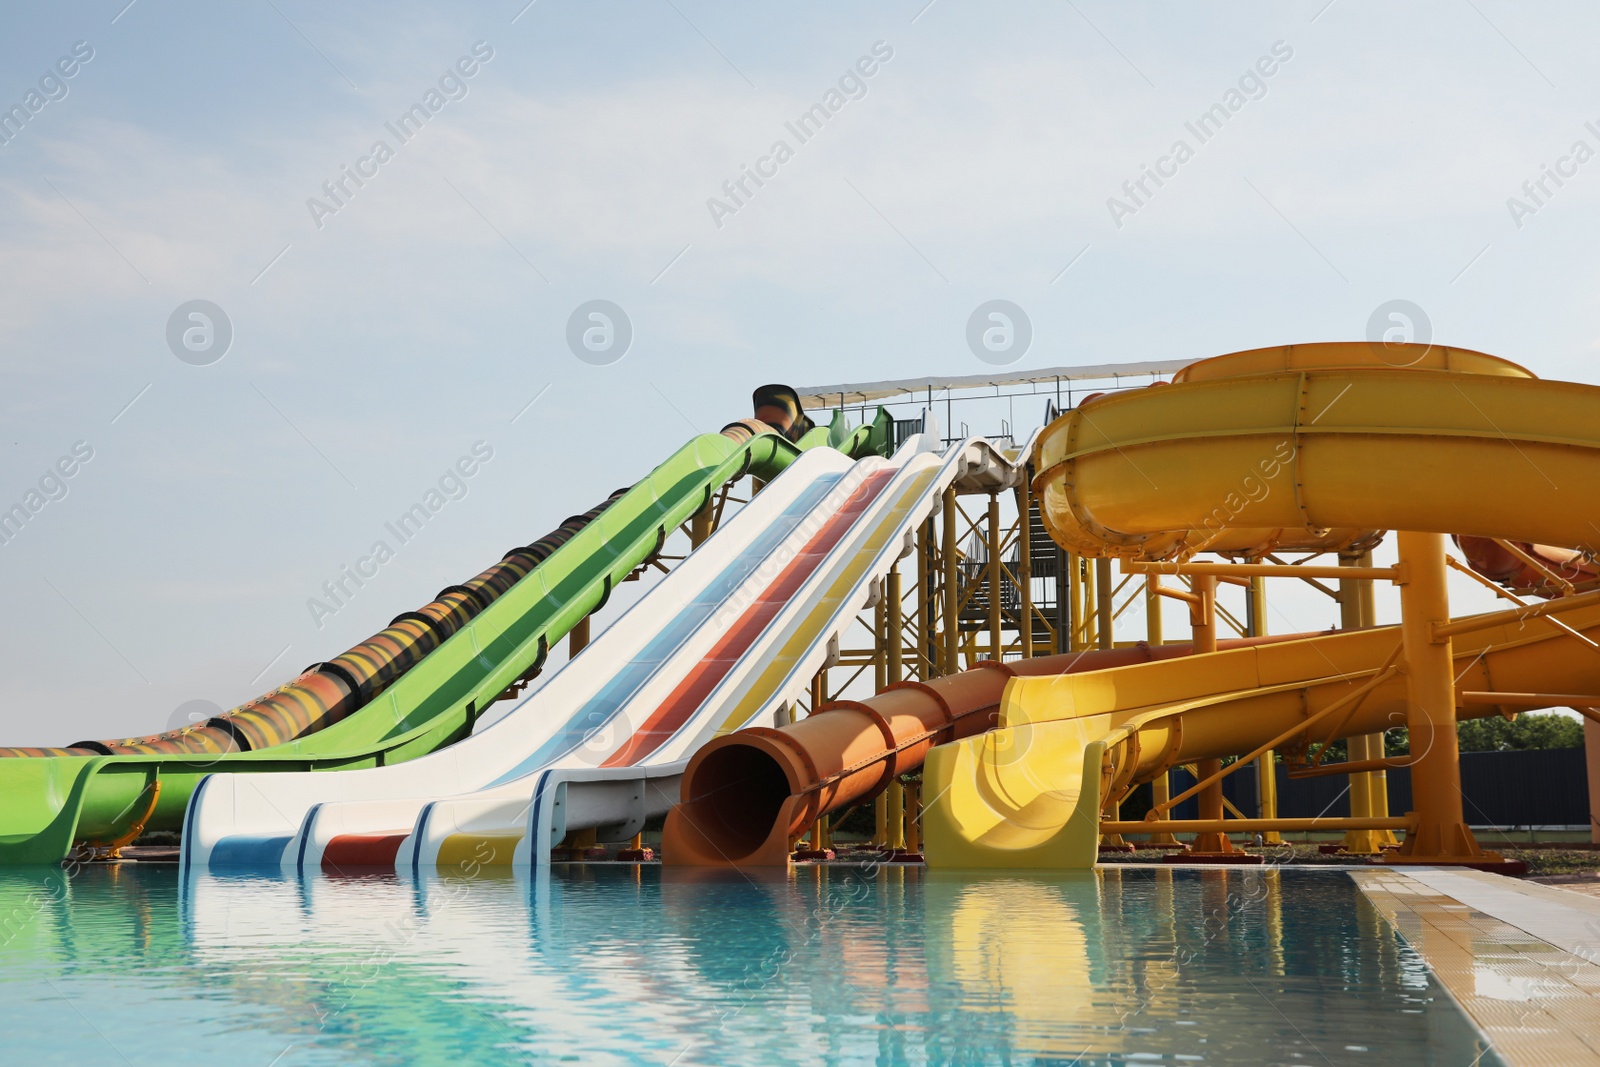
[{"xmin": 0, "ymin": 864, "xmax": 1498, "ymax": 1066}]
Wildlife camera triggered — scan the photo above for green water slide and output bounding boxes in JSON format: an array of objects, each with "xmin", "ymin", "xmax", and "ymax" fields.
[{"xmin": 0, "ymin": 410, "xmax": 891, "ymax": 865}]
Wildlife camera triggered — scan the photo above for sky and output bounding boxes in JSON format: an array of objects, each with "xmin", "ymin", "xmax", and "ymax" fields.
[{"xmin": 1, "ymin": 0, "xmax": 1597, "ymax": 744}]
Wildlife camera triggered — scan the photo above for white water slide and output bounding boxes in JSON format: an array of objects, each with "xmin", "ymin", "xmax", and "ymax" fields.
[{"xmin": 183, "ymin": 426, "xmax": 1032, "ymax": 875}]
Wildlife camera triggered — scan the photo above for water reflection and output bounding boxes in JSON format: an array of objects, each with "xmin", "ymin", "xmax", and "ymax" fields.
[{"xmin": 0, "ymin": 864, "xmax": 1498, "ymax": 1066}]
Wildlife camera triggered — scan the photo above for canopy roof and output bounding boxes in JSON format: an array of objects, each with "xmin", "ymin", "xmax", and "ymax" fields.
[{"xmin": 794, "ymin": 360, "xmax": 1194, "ymax": 408}]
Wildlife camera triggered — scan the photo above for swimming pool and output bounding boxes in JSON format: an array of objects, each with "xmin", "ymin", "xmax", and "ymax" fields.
[{"xmin": 0, "ymin": 864, "xmax": 1498, "ymax": 1065}]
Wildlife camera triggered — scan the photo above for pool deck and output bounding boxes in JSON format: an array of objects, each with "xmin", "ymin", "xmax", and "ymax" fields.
[{"xmin": 1354, "ymin": 868, "xmax": 1600, "ymax": 1066}]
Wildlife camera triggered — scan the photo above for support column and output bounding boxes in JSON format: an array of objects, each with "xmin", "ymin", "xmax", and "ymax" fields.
[
  {"xmin": 689, "ymin": 500, "xmax": 713, "ymax": 549},
  {"xmin": 1144, "ymin": 576, "xmax": 1163, "ymax": 646},
  {"xmin": 943, "ymin": 486, "xmax": 959, "ymax": 673},
  {"xmin": 1339, "ymin": 549, "xmax": 1390, "ymax": 854},
  {"xmin": 1055, "ymin": 543, "xmax": 1070, "ymax": 654},
  {"xmin": 1386, "ymin": 532, "xmax": 1512, "ymax": 868},
  {"xmin": 1148, "ymin": 775, "xmax": 1181, "ymax": 849},
  {"xmin": 794, "ymin": 670, "xmax": 834, "ymax": 861},
  {"xmin": 1187, "ymin": 576, "xmax": 1242, "ymax": 857},
  {"xmin": 873, "ymin": 591, "xmax": 888, "ymax": 846},
  {"xmin": 569, "ymin": 616, "xmax": 591, "ymax": 657},
  {"xmin": 1145, "ymin": 574, "xmax": 1181, "ymax": 848},
  {"xmin": 886, "ymin": 568, "xmax": 903, "ymax": 687},
  {"xmin": 885, "ymin": 566, "xmax": 908, "ymax": 854},
  {"xmin": 1248, "ymin": 576, "xmax": 1282, "ymax": 845},
  {"xmin": 987, "ymin": 493, "xmax": 1003, "ymax": 663},
  {"xmin": 1095, "ymin": 557, "xmax": 1114, "ymax": 651},
  {"xmin": 1587, "ymin": 715, "xmax": 1600, "ymax": 845},
  {"xmin": 904, "ymin": 778, "xmax": 923, "ymax": 856},
  {"xmin": 886, "ymin": 778, "xmax": 906, "ymax": 852},
  {"xmin": 1191, "ymin": 574, "xmax": 1216, "ymax": 650},
  {"xmin": 1017, "ymin": 477, "xmax": 1033, "ymax": 659},
  {"xmin": 917, "ymin": 520, "xmax": 934, "ymax": 679},
  {"xmin": 1079, "ymin": 555, "xmax": 1093, "ymax": 651}
]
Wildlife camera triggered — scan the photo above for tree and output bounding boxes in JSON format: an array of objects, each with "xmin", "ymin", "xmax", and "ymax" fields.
[{"xmin": 1456, "ymin": 712, "xmax": 1585, "ymax": 752}]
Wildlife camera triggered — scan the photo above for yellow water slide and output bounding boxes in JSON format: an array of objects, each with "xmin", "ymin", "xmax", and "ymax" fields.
[{"xmin": 923, "ymin": 342, "xmax": 1600, "ymax": 868}]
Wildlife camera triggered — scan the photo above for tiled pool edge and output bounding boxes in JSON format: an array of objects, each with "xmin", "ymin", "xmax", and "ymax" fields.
[{"xmin": 1353, "ymin": 868, "xmax": 1600, "ymax": 1066}]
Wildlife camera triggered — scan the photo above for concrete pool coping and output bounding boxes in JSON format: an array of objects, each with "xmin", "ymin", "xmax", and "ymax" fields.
[{"xmin": 1353, "ymin": 868, "xmax": 1600, "ymax": 1066}]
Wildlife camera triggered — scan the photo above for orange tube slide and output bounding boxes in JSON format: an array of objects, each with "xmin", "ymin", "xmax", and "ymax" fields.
[
  {"xmin": 1455, "ymin": 535, "xmax": 1599, "ymax": 598},
  {"xmin": 663, "ymin": 637, "xmax": 1302, "ymax": 867}
]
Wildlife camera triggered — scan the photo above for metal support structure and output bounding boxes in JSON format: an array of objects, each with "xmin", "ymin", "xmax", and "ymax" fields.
[
  {"xmin": 1107, "ymin": 817, "xmax": 1411, "ymax": 835},
  {"xmin": 886, "ymin": 779, "xmax": 906, "ymax": 852},
  {"xmin": 886, "ymin": 569, "xmax": 904, "ymax": 686},
  {"xmin": 569, "ymin": 616, "xmax": 591, "ymax": 657},
  {"xmin": 1095, "ymin": 557, "xmax": 1114, "ymax": 651},
  {"xmin": 1185, "ymin": 575, "xmax": 1242, "ymax": 857},
  {"xmin": 905, "ymin": 778, "xmax": 922, "ymax": 854},
  {"xmin": 917, "ymin": 520, "xmax": 935, "ymax": 679},
  {"xmin": 987, "ymin": 493, "xmax": 1003, "ymax": 662},
  {"xmin": 942, "ymin": 486, "xmax": 959, "ymax": 673},
  {"xmin": 1386, "ymin": 532, "xmax": 1512, "ymax": 868},
  {"xmin": 1016, "ymin": 476, "xmax": 1033, "ymax": 659},
  {"xmin": 1055, "ymin": 542, "xmax": 1070, "ymax": 654},
  {"xmin": 792, "ymin": 669, "xmax": 835, "ymax": 860},
  {"xmin": 1142, "ymin": 573, "xmax": 1180, "ymax": 847},
  {"xmin": 1145, "ymin": 576, "xmax": 1163, "ymax": 646},
  {"xmin": 1245, "ymin": 575, "xmax": 1283, "ymax": 845},
  {"xmin": 1339, "ymin": 549, "xmax": 1393, "ymax": 854},
  {"xmin": 884, "ymin": 582, "xmax": 907, "ymax": 852},
  {"xmin": 1245, "ymin": 576, "xmax": 1266, "ymax": 636},
  {"xmin": 873, "ymin": 591, "xmax": 888, "ymax": 846},
  {"xmin": 1125, "ymin": 560, "xmax": 1401, "ymax": 582},
  {"xmin": 689, "ymin": 501, "xmax": 714, "ymax": 549},
  {"xmin": 1590, "ymin": 715, "xmax": 1600, "ymax": 845}
]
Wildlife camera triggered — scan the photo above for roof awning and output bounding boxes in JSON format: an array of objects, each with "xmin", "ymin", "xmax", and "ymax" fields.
[{"xmin": 794, "ymin": 360, "xmax": 1194, "ymax": 408}]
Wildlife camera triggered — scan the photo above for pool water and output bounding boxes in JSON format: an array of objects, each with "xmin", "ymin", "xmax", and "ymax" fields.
[{"xmin": 0, "ymin": 864, "xmax": 1499, "ymax": 1066}]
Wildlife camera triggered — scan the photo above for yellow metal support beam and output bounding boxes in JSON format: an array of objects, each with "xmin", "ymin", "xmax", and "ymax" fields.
[
  {"xmin": 1432, "ymin": 582, "xmax": 1600, "ymax": 641},
  {"xmin": 886, "ymin": 568, "xmax": 903, "ymax": 686},
  {"xmin": 942, "ymin": 486, "xmax": 958, "ymax": 673},
  {"xmin": 1446, "ymin": 555, "xmax": 1599, "ymax": 649},
  {"xmin": 689, "ymin": 500, "xmax": 714, "ymax": 549},
  {"xmin": 917, "ymin": 520, "xmax": 934, "ymax": 679},
  {"xmin": 1017, "ymin": 478, "xmax": 1033, "ymax": 659},
  {"xmin": 1124, "ymin": 560, "xmax": 1401, "ymax": 583},
  {"xmin": 1144, "ymin": 572, "xmax": 1179, "ymax": 846},
  {"xmin": 1095, "ymin": 558, "xmax": 1114, "ymax": 651},
  {"xmin": 987, "ymin": 493, "xmax": 1003, "ymax": 662},
  {"xmin": 1247, "ymin": 574, "xmax": 1283, "ymax": 845},
  {"xmin": 1387, "ymin": 532, "xmax": 1510, "ymax": 868},
  {"xmin": 1105, "ymin": 817, "xmax": 1412, "ymax": 835},
  {"xmin": 1340, "ymin": 549, "xmax": 1392, "ymax": 854}
]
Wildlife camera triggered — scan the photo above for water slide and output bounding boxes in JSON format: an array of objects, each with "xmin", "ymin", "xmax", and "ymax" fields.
[
  {"xmin": 663, "ymin": 342, "xmax": 1600, "ymax": 868},
  {"xmin": 185, "ymin": 417, "xmax": 1036, "ymax": 873},
  {"xmin": 921, "ymin": 606, "xmax": 1600, "ymax": 866},
  {"xmin": 0, "ymin": 389, "xmax": 881, "ymax": 864},
  {"xmin": 919, "ymin": 341, "xmax": 1600, "ymax": 866}
]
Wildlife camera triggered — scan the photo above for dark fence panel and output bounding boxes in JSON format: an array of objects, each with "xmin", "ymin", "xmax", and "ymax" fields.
[
  {"xmin": 1457, "ymin": 748, "xmax": 1589, "ymax": 826},
  {"xmin": 1267, "ymin": 748, "xmax": 1588, "ymax": 826},
  {"xmin": 1146, "ymin": 748, "xmax": 1590, "ymax": 828}
]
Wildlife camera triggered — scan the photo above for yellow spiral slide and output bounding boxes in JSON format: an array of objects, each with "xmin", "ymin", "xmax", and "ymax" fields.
[{"xmin": 923, "ymin": 342, "xmax": 1600, "ymax": 868}]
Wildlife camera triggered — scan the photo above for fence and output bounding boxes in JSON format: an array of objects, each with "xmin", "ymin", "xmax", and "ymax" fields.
[{"xmin": 1155, "ymin": 747, "xmax": 1591, "ymax": 829}]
